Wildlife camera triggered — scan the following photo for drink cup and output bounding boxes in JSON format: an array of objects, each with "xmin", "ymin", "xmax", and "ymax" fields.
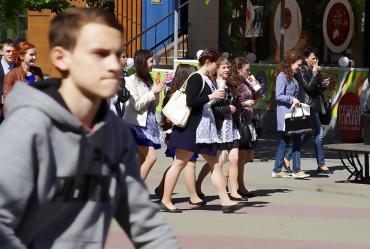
[
  {"xmin": 246, "ymin": 75, "xmax": 261, "ymax": 92},
  {"xmin": 217, "ymin": 79, "xmax": 226, "ymax": 90}
]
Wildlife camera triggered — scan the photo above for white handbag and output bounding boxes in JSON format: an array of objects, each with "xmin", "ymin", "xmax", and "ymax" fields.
[
  {"xmin": 162, "ymin": 72, "xmax": 204, "ymax": 127},
  {"xmin": 284, "ymin": 103, "xmax": 312, "ymax": 136}
]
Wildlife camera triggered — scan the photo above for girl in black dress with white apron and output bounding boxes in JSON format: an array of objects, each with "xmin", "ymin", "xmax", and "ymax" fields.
[{"xmin": 161, "ymin": 49, "xmax": 244, "ymax": 213}]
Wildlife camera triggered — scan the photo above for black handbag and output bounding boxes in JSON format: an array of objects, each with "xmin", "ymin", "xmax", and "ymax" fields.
[
  {"xmin": 285, "ymin": 105, "xmax": 312, "ymax": 136},
  {"xmin": 239, "ymin": 117, "xmax": 253, "ymax": 146},
  {"xmin": 115, "ymin": 79, "xmax": 131, "ymax": 117},
  {"xmin": 362, "ymin": 92, "xmax": 370, "ymax": 145},
  {"xmin": 363, "ymin": 115, "xmax": 370, "ymax": 145},
  {"xmin": 319, "ymin": 95, "xmax": 332, "ymax": 125},
  {"xmin": 117, "ymin": 82, "xmax": 130, "ymax": 103}
]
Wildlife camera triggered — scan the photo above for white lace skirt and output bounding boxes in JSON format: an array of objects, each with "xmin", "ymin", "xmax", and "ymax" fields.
[
  {"xmin": 196, "ymin": 104, "xmax": 221, "ymax": 144},
  {"xmin": 218, "ymin": 115, "xmax": 240, "ymax": 143}
]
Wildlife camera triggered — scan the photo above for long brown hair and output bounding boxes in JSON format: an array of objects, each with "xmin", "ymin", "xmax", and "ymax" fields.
[
  {"xmin": 276, "ymin": 50, "xmax": 303, "ymax": 82},
  {"xmin": 133, "ymin": 49, "xmax": 153, "ymax": 85},
  {"xmin": 168, "ymin": 64, "xmax": 197, "ymax": 95},
  {"xmin": 228, "ymin": 57, "xmax": 249, "ymax": 96},
  {"xmin": 12, "ymin": 41, "xmax": 35, "ymax": 66},
  {"xmin": 162, "ymin": 64, "xmax": 196, "ymax": 130}
]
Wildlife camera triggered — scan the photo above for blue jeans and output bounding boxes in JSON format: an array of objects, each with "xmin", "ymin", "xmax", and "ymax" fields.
[
  {"xmin": 274, "ymin": 132, "xmax": 301, "ymax": 173},
  {"xmin": 285, "ymin": 111, "xmax": 325, "ymax": 168}
]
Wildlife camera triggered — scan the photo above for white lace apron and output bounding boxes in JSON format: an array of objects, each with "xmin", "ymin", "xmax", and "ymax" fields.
[{"xmin": 196, "ymin": 76, "xmax": 221, "ymax": 144}]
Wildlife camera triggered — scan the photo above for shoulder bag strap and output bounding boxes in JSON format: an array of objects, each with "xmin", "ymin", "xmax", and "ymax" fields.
[{"xmin": 180, "ymin": 72, "xmax": 205, "ymax": 96}]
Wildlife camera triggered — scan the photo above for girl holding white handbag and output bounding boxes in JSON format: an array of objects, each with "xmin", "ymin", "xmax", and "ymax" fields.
[
  {"xmin": 273, "ymin": 51, "xmax": 310, "ymax": 179},
  {"xmin": 161, "ymin": 49, "xmax": 244, "ymax": 213}
]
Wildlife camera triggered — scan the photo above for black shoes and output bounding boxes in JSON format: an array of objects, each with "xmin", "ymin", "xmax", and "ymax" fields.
[
  {"xmin": 283, "ymin": 163, "xmax": 292, "ymax": 173},
  {"xmin": 159, "ymin": 203, "xmax": 182, "ymax": 213},
  {"xmin": 237, "ymin": 190, "xmax": 255, "ymax": 198},
  {"xmin": 229, "ymin": 195, "xmax": 248, "ymax": 202},
  {"xmin": 189, "ymin": 199, "xmax": 207, "ymax": 206},
  {"xmin": 221, "ymin": 202, "xmax": 245, "ymax": 213},
  {"xmin": 318, "ymin": 166, "xmax": 331, "ymax": 174},
  {"xmin": 154, "ymin": 187, "xmax": 163, "ymax": 199},
  {"xmin": 196, "ymin": 191, "xmax": 206, "ymax": 199}
]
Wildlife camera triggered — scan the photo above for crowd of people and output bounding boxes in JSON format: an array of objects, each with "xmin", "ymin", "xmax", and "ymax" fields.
[
  {"xmin": 0, "ymin": 37, "xmax": 332, "ymax": 215},
  {"xmin": 118, "ymin": 47, "xmax": 332, "ymax": 213},
  {"xmin": 0, "ymin": 6, "xmax": 334, "ymax": 248}
]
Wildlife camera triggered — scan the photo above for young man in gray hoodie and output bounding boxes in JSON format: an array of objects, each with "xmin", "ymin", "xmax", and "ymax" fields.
[{"xmin": 0, "ymin": 8, "xmax": 181, "ymax": 249}]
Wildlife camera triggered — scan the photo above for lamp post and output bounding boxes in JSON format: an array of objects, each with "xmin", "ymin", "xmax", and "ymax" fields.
[
  {"xmin": 174, "ymin": 0, "xmax": 179, "ymax": 62},
  {"xmin": 280, "ymin": 0, "xmax": 285, "ymax": 61}
]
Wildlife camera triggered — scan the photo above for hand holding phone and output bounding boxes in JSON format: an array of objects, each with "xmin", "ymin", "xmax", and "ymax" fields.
[
  {"xmin": 322, "ymin": 77, "xmax": 330, "ymax": 87},
  {"xmin": 313, "ymin": 60, "xmax": 320, "ymax": 73}
]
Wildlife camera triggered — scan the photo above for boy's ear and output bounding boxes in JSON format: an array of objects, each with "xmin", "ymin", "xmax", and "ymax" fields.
[{"xmin": 50, "ymin": 46, "xmax": 70, "ymax": 71}]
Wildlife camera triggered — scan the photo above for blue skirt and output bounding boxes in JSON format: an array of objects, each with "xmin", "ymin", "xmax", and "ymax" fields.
[
  {"xmin": 168, "ymin": 125, "xmax": 217, "ymax": 156},
  {"xmin": 129, "ymin": 108, "xmax": 161, "ymax": 149},
  {"xmin": 165, "ymin": 147, "xmax": 198, "ymax": 162}
]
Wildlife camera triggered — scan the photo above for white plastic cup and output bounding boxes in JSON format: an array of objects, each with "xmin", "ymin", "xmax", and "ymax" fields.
[{"xmin": 217, "ymin": 79, "xmax": 226, "ymax": 90}]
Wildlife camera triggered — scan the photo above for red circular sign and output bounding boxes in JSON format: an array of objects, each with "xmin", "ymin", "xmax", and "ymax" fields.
[
  {"xmin": 284, "ymin": 8, "xmax": 292, "ymax": 29},
  {"xmin": 338, "ymin": 92, "xmax": 361, "ymax": 142},
  {"xmin": 326, "ymin": 3, "xmax": 350, "ymax": 46}
]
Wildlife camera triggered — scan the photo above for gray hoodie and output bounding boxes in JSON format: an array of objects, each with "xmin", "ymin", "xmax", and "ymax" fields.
[{"xmin": 0, "ymin": 80, "xmax": 181, "ymax": 249}]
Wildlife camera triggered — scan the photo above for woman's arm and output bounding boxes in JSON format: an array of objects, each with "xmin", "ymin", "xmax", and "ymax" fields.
[
  {"xmin": 275, "ymin": 73, "xmax": 294, "ymax": 105},
  {"xmin": 212, "ymin": 98, "xmax": 231, "ymax": 116},
  {"xmin": 300, "ymin": 66, "xmax": 322, "ymax": 95},
  {"xmin": 3, "ymin": 71, "xmax": 17, "ymax": 99},
  {"xmin": 125, "ymin": 76, "xmax": 156, "ymax": 112}
]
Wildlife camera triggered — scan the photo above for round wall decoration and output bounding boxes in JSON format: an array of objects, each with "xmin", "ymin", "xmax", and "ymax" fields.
[
  {"xmin": 274, "ymin": 0, "xmax": 302, "ymax": 52},
  {"xmin": 323, "ymin": 0, "xmax": 354, "ymax": 53}
]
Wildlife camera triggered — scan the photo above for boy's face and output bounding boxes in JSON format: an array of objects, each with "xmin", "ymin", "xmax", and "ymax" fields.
[
  {"xmin": 119, "ymin": 52, "xmax": 127, "ymax": 67},
  {"xmin": 0, "ymin": 44, "xmax": 14, "ymax": 64},
  {"xmin": 64, "ymin": 23, "xmax": 122, "ymax": 100}
]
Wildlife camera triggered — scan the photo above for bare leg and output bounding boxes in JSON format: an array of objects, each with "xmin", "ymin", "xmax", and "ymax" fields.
[
  {"xmin": 202, "ymin": 153, "xmax": 237, "ymax": 206},
  {"xmin": 238, "ymin": 149, "xmax": 254, "ymax": 193},
  {"xmin": 137, "ymin": 146, "xmax": 157, "ymax": 181},
  {"xmin": 227, "ymin": 147, "xmax": 241, "ymax": 198},
  {"xmin": 195, "ymin": 163, "xmax": 210, "ymax": 196},
  {"xmin": 161, "ymin": 149, "xmax": 192, "ymax": 209},
  {"xmin": 154, "ymin": 165, "xmax": 171, "ymax": 198},
  {"xmin": 183, "ymin": 161, "xmax": 203, "ymax": 203}
]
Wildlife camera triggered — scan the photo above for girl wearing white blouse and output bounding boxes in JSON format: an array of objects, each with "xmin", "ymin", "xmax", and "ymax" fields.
[{"xmin": 124, "ymin": 49, "xmax": 164, "ymax": 180}]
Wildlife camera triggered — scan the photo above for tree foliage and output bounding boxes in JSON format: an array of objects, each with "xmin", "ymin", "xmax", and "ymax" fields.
[
  {"xmin": 0, "ymin": 0, "xmax": 25, "ymax": 18},
  {"xmin": 0, "ymin": 0, "xmax": 116, "ymax": 17},
  {"xmin": 24, "ymin": 0, "xmax": 71, "ymax": 13}
]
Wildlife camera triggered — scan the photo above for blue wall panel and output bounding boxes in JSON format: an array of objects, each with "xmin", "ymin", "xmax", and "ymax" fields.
[{"xmin": 142, "ymin": 0, "xmax": 175, "ymax": 52}]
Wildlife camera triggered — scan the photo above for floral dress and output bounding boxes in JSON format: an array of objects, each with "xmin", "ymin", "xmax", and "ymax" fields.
[{"xmin": 128, "ymin": 84, "xmax": 161, "ymax": 149}]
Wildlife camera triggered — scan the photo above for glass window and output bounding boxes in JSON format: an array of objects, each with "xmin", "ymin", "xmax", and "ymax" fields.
[{"xmin": 219, "ymin": 0, "xmax": 367, "ymax": 67}]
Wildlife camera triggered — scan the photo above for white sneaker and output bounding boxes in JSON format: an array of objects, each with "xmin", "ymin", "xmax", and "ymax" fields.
[
  {"xmin": 272, "ymin": 171, "xmax": 291, "ymax": 178},
  {"xmin": 292, "ymin": 171, "xmax": 310, "ymax": 179}
]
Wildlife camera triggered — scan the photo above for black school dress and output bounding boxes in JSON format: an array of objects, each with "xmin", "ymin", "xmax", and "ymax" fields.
[{"xmin": 168, "ymin": 73, "xmax": 217, "ymax": 156}]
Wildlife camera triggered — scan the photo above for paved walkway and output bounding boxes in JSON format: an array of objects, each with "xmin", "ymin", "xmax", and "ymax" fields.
[{"xmin": 105, "ymin": 139, "xmax": 370, "ymax": 249}]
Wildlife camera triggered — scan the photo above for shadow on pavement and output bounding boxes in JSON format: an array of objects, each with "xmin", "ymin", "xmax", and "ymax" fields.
[
  {"xmin": 305, "ymin": 165, "xmax": 345, "ymax": 178},
  {"xmin": 255, "ymin": 137, "xmax": 342, "ymax": 161},
  {"xmin": 187, "ymin": 200, "xmax": 270, "ymax": 212},
  {"xmin": 252, "ymin": 188, "xmax": 292, "ymax": 197}
]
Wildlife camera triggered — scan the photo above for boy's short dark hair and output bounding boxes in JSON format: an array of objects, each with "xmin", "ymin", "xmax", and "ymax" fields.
[
  {"xmin": 49, "ymin": 8, "xmax": 122, "ymax": 51},
  {"xmin": 0, "ymin": 39, "xmax": 14, "ymax": 50}
]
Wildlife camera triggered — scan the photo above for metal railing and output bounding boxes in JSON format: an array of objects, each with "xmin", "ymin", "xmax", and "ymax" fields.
[{"xmin": 123, "ymin": 1, "xmax": 189, "ymax": 64}]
